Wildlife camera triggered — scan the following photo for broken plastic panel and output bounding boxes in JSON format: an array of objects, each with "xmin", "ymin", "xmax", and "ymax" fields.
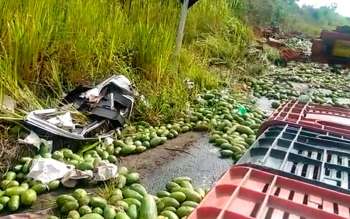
[{"xmin": 24, "ymin": 75, "xmax": 135, "ymax": 141}]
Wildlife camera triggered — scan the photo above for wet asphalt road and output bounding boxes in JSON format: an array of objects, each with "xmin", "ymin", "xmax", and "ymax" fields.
[{"xmin": 141, "ymin": 134, "xmax": 233, "ymax": 193}]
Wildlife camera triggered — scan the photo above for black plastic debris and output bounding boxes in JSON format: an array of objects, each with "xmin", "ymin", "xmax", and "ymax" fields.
[{"xmin": 24, "ymin": 75, "xmax": 135, "ymax": 142}]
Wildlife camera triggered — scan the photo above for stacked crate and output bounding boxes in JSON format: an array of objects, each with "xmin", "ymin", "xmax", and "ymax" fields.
[
  {"xmin": 189, "ymin": 100, "xmax": 350, "ymax": 219},
  {"xmin": 260, "ymin": 100, "xmax": 350, "ymax": 139}
]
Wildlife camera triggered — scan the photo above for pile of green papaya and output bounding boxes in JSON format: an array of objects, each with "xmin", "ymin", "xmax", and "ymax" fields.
[
  {"xmin": 0, "ymin": 157, "xmax": 61, "ymax": 213},
  {"xmin": 48, "ymin": 165, "xmax": 205, "ymax": 219},
  {"xmin": 114, "ymin": 122, "xmax": 184, "ymax": 156},
  {"xmin": 49, "ymin": 166, "xmax": 155, "ymax": 219},
  {"xmin": 0, "ymin": 141, "xmax": 128, "ymax": 213},
  {"xmin": 251, "ymin": 62, "xmax": 350, "ymax": 108},
  {"xmin": 0, "ymin": 171, "xmax": 37, "ymax": 213},
  {"xmin": 156, "ymin": 177, "xmax": 206, "ymax": 219},
  {"xmin": 193, "ymin": 90, "xmax": 265, "ymax": 160},
  {"xmin": 52, "ymin": 146, "xmax": 118, "ymax": 171}
]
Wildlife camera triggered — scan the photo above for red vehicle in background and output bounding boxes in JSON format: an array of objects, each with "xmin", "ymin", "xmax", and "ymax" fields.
[{"xmin": 312, "ymin": 26, "xmax": 350, "ymax": 66}]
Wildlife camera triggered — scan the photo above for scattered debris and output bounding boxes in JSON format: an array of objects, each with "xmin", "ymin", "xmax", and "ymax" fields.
[
  {"xmin": 18, "ymin": 131, "xmax": 43, "ymax": 150},
  {"xmin": 280, "ymin": 48, "xmax": 303, "ymax": 62},
  {"xmin": 26, "ymin": 157, "xmax": 118, "ymax": 188},
  {"xmin": 284, "ymin": 37, "xmax": 312, "ymax": 56},
  {"xmin": 266, "ymin": 37, "xmax": 285, "ymax": 48},
  {"xmin": 93, "ymin": 160, "xmax": 118, "ymax": 181},
  {"xmin": 24, "ymin": 75, "xmax": 135, "ymax": 141},
  {"xmin": 61, "ymin": 169, "xmax": 93, "ymax": 188},
  {"xmin": 27, "ymin": 158, "xmax": 73, "ymax": 183},
  {"xmin": 18, "ymin": 131, "xmax": 53, "ymax": 154}
]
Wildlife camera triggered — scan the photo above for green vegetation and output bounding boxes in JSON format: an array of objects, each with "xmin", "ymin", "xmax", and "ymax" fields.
[
  {"xmin": 0, "ymin": 0, "xmax": 252, "ymax": 124},
  {"xmin": 243, "ymin": 0, "xmax": 350, "ymax": 36},
  {"xmin": 1, "ymin": 0, "xmax": 346, "ymax": 123}
]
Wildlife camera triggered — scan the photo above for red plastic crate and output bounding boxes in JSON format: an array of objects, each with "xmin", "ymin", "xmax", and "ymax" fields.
[
  {"xmin": 188, "ymin": 165, "xmax": 350, "ymax": 219},
  {"xmin": 260, "ymin": 100, "xmax": 350, "ymax": 139}
]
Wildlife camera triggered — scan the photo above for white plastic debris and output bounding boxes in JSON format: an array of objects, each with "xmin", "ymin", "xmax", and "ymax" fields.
[
  {"xmin": 18, "ymin": 131, "xmax": 42, "ymax": 150},
  {"xmin": 61, "ymin": 169, "xmax": 94, "ymax": 188},
  {"xmin": 108, "ymin": 75, "xmax": 132, "ymax": 93},
  {"xmin": 47, "ymin": 112, "xmax": 75, "ymax": 129},
  {"xmin": 84, "ymin": 88, "xmax": 100, "ymax": 103},
  {"xmin": 93, "ymin": 161, "xmax": 118, "ymax": 181},
  {"xmin": 61, "ymin": 161, "xmax": 118, "ymax": 187},
  {"xmin": 26, "ymin": 108, "xmax": 113, "ymax": 140},
  {"xmin": 27, "ymin": 158, "xmax": 74, "ymax": 183},
  {"xmin": 82, "ymin": 75, "xmax": 133, "ymax": 103},
  {"xmin": 104, "ymin": 137, "xmax": 114, "ymax": 145},
  {"xmin": 32, "ymin": 108, "xmax": 57, "ymax": 115},
  {"xmin": 18, "ymin": 131, "xmax": 53, "ymax": 151}
]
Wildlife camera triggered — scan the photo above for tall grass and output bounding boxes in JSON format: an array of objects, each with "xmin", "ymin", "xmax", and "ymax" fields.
[{"xmin": 0, "ymin": 0, "xmax": 250, "ymax": 123}]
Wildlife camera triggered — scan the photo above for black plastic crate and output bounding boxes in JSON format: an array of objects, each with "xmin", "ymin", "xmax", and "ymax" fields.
[{"xmin": 238, "ymin": 124, "xmax": 350, "ymax": 194}]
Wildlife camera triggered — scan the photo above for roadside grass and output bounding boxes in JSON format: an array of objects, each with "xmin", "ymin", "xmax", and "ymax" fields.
[
  {"xmin": 0, "ymin": 0, "xmax": 251, "ymax": 126},
  {"xmin": 97, "ymin": 181, "xmax": 116, "ymax": 200}
]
